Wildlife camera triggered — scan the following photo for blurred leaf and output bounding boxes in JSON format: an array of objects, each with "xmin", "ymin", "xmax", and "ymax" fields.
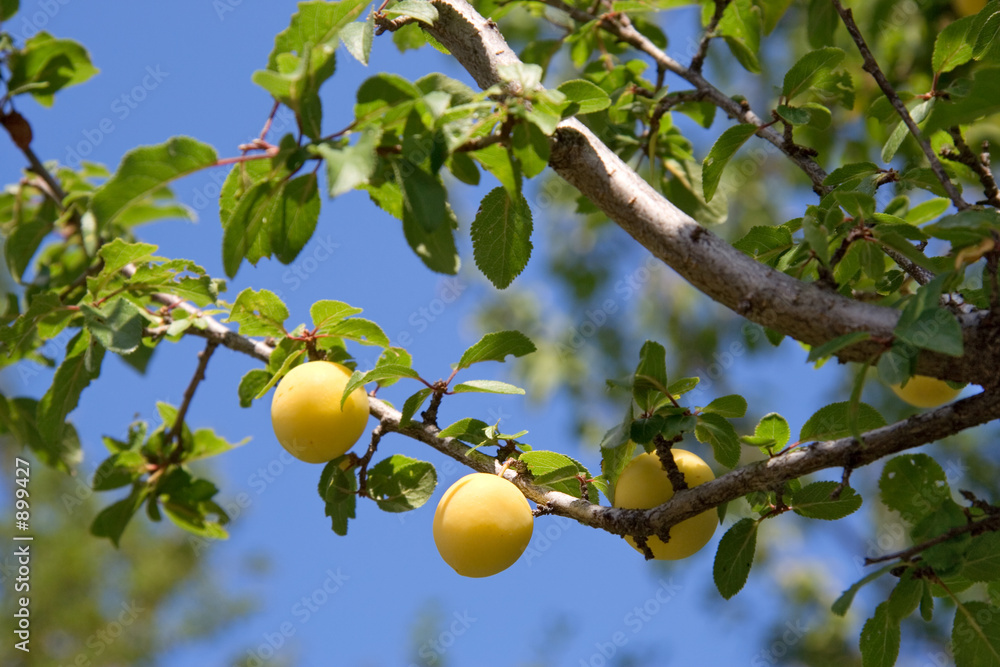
[
  {"xmin": 952, "ymin": 601, "xmax": 1000, "ymax": 667},
  {"xmin": 38, "ymin": 330, "xmax": 103, "ymax": 444},
  {"xmin": 451, "ymin": 379, "xmax": 525, "ymax": 395},
  {"xmin": 832, "ymin": 564, "xmax": 897, "ymax": 616},
  {"xmin": 7, "ymin": 32, "xmax": 97, "ymax": 105},
  {"xmin": 703, "ymin": 124, "xmax": 758, "ymax": 202},
  {"xmin": 860, "ymin": 602, "xmax": 901, "ymax": 667},
  {"xmin": 269, "ymin": 173, "xmax": 320, "ymax": 264},
  {"xmin": 964, "ymin": 532, "xmax": 1000, "ymax": 582},
  {"xmin": 879, "ymin": 454, "xmax": 951, "ymax": 525},
  {"xmin": 932, "ymin": 15, "xmax": 978, "ymax": 74},
  {"xmin": 91, "ymin": 485, "xmax": 147, "ymax": 547},
  {"xmin": 80, "ymin": 298, "xmax": 144, "ymax": 355}
]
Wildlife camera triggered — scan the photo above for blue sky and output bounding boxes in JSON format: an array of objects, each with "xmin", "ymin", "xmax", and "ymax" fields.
[{"xmin": 2, "ymin": 1, "xmax": 973, "ymax": 665}]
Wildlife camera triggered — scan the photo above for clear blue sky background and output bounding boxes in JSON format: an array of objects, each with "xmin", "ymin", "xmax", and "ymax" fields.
[{"xmin": 2, "ymin": 2, "xmax": 969, "ymax": 666}]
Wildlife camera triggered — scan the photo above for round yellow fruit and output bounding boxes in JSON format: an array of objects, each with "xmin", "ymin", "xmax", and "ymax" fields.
[
  {"xmin": 953, "ymin": 0, "xmax": 987, "ymax": 17},
  {"xmin": 433, "ymin": 473, "xmax": 534, "ymax": 578},
  {"xmin": 613, "ymin": 449, "xmax": 717, "ymax": 560},
  {"xmin": 890, "ymin": 375, "xmax": 961, "ymax": 409},
  {"xmin": 270, "ymin": 361, "xmax": 370, "ymax": 464}
]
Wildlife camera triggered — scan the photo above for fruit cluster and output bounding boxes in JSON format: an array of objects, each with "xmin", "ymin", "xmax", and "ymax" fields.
[{"xmin": 270, "ymin": 361, "xmax": 720, "ymax": 577}]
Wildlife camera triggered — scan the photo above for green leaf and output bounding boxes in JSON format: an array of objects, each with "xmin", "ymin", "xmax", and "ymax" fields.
[
  {"xmin": 925, "ymin": 208, "xmax": 1000, "ymax": 249},
  {"xmin": 4, "ymin": 213, "xmax": 52, "ymax": 283},
  {"xmin": 317, "ymin": 127, "xmax": 380, "ymax": 197},
  {"xmin": 879, "ymin": 454, "xmax": 951, "ymax": 525},
  {"xmin": 366, "ymin": 454, "xmax": 437, "ymax": 512},
  {"xmin": 695, "ymin": 412, "xmax": 741, "ymax": 468},
  {"xmin": 187, "ymin": 428, "xmax": 245, "ymax": 462},
  {"xmin": 882, "ymin": 99, "xmax": 934, "ymax": 163},
  {"xmin": 37, "ymin": 331, "xmax": 103, "ymax": 444},
  {"xmin": 319, "ymin": 459, "xmax": 357, "ymax": 536},
  {"xmin": 520, "ymin": 450, "xmax": 591, "ymax": 497},
  {"xmin": 633, "ymin": 340, "xmax": 669, "ymax": 412},
  {"xmin": 98, "ymin": 239, "xmax": 158, "ymax": 276},
  {"xmin": 92, "ymin": 451, "xmax": 147, "ymax": 491},
  {"xmin": 832, "ymin": 564, "xmax": 897, "ymax": 616},
  {"xmin": 717, "ymin": 0, "xmax": 762, "ymax": 73},
  {"xmin": 227, "ymin": 288, "xmax": 289, "ymax": 337},
  {"xmin": 932, "ymin": 14, "xmax": 978, "ymax": 74},
  {"xmin": 401, "ymin": 203, "xmax": 460, "ymax": 274},
  {"xmin": 383, "ymin": 0, "xmax": 439, "ymax": 24},
  {"xmin": 799, "ymin": 401, "xmax": 886, "ymax": 442},
  {"xmin": 556, "ymin": 79, "xmax": 612, "ymax": 115},
  {"xmin": 600, "ymin": 421, "xmax": 635, "ymax": 505},
  {"xmin": 267, "ymin": 0, "xmax": 367, "ymax": 70},
  {"xmin": 323, "ymin": 317, "xmax": 390, "ymax": 348},
  {"xmin": 953, "ymin": 601, "xmax": 1000, "ymax": 667},
  {"xmin": 964, "ymin": 533, "xmax": 1000, "ymax": 582},
  {"xmin": 238, "ymin": 369, "xmax": 272, "ymax": 407},
  {"xmin": 91, "ymin": 137, "xmax": 218, "ymax": 229},
  {"xmin": 860, "ymin": 602, "xmax": 901, "ymax": 667},
  {"xmin": 783, "ymin": 47, "xmax": 846, "ymax": 101},
  {"xmin": 90, "ymin": 486, "xmax": 146, "ymax": 547},
  {"xmin": 470, "ymin": 144, "xmax": 521, "ymax": 200},
  {"xmin": 732, "ymin": 226, "xmax": 793, "ymax": 266},
  {"xmin": 895, "ymin": 307, "xmax": 964, "ymax": 357},
  {"xmin": 701, "ymin": 394, "xmax": 747, "ymax": 418},
  {"xmin": 789, "ymin": 481, "xmax": 862, "ymax": 520},
  {"xmin": 703, "ymin": 124, "xmax": 758, "ymax": 202},
  {"xmin": 394, "ymin": 160, "xmax": 448, "ymax": 233},
  {"xmin": 511, "ymin": 122, "xmax": 549, "ymax": 179},
  {"xmin": 7, "ymin": 32, "xmax": 98, "ymax": 106},
  {"xmin": 80, "ymin": 299, "xmax": 145, "ymax": 355},
  {"xmin": 438, "ymin": 417, "xmax": 492, "ymax": 446},
  {"xmin": 340, "ymin": 13, "xmax": 374, "ymax": 66},
  {"xmin": 911, "ymin": 499, "xmax": 970, "ymax": 572},
  {"xmin": 269, "ymin": 173, "xmax": 320, "ymax": 264},
  {"xmin": 713, "ymin": 518, "xmax": 758, "ymax": 599},
  {"xmin": 221, "ymin": 180, "xmax": 281, "ymax": 278},
  {"xmin": 400, "ymin": 388, "xmax": 434, "ymax": 426},
  {"xmin": 311, "ymin": 300, "xmax": 363, "ymax": 330},
  {"xmin": 887, "ymin": 572, "xmax": 923, "ymax": 622},
  {"xmin": 0, "ymin": 0, "xmax": 18, "ymax": 21},
  {"xmin": 457, "ymin": 330, "xmax": 536, "ymax": 369},
  {"xmin": 741, "ymin": 412, "xmax": 790, "ymax": 451},
  {"xmin": 451, "ymin": 380, "xmax": 525, "ymax": 395},
  {"xmin": 471, "ymin": 187, "xmax": 533, "ymax": 289},
  {"xmin": 342, "ymin": 364, "xmax": 420, "ymax": 405},
  {"xmin": 807, "ymin": 332, "xmax": 872, "ymax": 363}
]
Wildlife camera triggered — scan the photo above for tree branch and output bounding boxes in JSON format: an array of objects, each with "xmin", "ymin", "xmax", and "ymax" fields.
[
  {"xmin": 418, "ymin": 0, "xmax": 1000, "ymax": 388},
  {"xmin": 829, "ymin": 0, "xmax": 967, "ymax": 210},
  {"xmin": 161, "ymin": 299, "xmax": 1000, "ymax": 542},
  {"xmin": 941, "ymin": 127, "xmax": 1000, "ymax": 208},
  {"xmin": 535, "ymin": 0, "xmax": 832, "ymax": 194},
  {"xmin": 165, "ymin": 339, "xmax": 219, "ymax": 453},
  {"xmin": 865, "ymin": 513, "xmax": 1000, "ymax": 565}
]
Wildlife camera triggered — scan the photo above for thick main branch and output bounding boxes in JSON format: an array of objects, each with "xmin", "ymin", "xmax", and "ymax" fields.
[{"xmin": 420, "ymin": 0, "xmax": 1000, "ymax": 388}]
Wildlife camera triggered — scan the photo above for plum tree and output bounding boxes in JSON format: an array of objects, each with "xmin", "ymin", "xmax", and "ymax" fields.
[
  {"xmin": 613, "ymin": 450, "xmax": 717, "ymax": 560},
  {"xmin": 271, "ymin": 361, "xmax": 370, "ymax": 463},
  {"xmin": 5, "ymin": 0, "xmax": 1000, "ymax": 664},
  {"xmin": 432, "ymin": 473, "xmax": 534, "ymax": 577}
]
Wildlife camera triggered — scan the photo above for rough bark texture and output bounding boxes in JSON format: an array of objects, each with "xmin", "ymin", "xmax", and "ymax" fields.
[{"xmin": 422, "ymin": 0, "xmax": 1000, "ymax": 389}]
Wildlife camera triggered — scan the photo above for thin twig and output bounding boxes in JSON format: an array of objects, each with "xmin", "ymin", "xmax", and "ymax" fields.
[
  {"xmin": 829, "ymin": 0, "xmax": 967, "ymax": 210},
  {"xmin": 537, "ymin": 0, "xmax": 832, "ymax": 194},
  {"xmin": 690, "ymin": 0, "xmax": 731, "ymax": 73},
  {"xmin": 865, "ymin": 513, "xmax": 1000, "ymax": 564},
  {"xmin": 165, "ymin": 339, "xmax": 219, "ymax": 452},
  {"xmin": 941, "ymin": 127, "xmax": 1000, "ymax": 208}
]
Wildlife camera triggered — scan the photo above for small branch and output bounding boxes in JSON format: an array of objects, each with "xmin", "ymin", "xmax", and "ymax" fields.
[
  {"xmin": 356, "ymin": 423, "xmax": 385, "ymax": 496},
  {"xmin": 165, "ymin": 339, "xmax": 219, "ymax": 452},
  {"xmin": 829, "ymin": 0, "xmax": 967, "ymax": 210},
  {"xmin": 374, "ymin": 13, "xmax": 418, "ymax": 34},
  {"xmin": 880, "ymin": 244, "xmax": 934, "ymax": 286},
  {"xmin": 690, "ymin": 0, "xmax": 731, "ymax": 73},
  {"xmin": 865, "ymin": 513, "xmax": 1000, "ymax": 565},
  {"xmin": 535, "ymin": 0, "xmax": 832, "ymax": 194},
  {"xmin": 941, "ymin": 128, "xmax": 1000, "ymax": 208},
  {"xmin": 654, "ymin": 434, "xmax": 688, "ymax": 492},
  {"xmin": 632, "ymin": 534, "xmax": 655, "ymax": 560}
]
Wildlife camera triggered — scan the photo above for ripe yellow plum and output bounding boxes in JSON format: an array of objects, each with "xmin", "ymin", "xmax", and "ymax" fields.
[
  {"xmin": 890, "ymin": 375, "xmax": 961, "ymax": 409},
  {"xmin": 270, "ymin": 361, "xmax": 370, "ymax": 463},
  {"xmin": 613, "ymin": 449, "xmax": 717, "ymax": 560},
  {"xmin": 433, "ymin": 473, "xmax": 534, "ymax": 578}
]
